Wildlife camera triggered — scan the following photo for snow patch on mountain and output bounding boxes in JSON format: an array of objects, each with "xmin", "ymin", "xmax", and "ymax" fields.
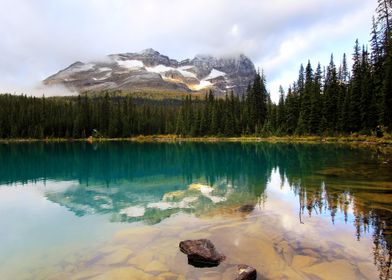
[
  {"xmin": 188, "ymin": 69, "xmax": 225, "ymax": 90},
  {"xmin": 145, "ymin": 65, "xmax": 172, "ymax": 73},
  {"xmin": 179, "ymin": 69, "xmax": 197, "ymax": 78},
  {"xmin": 43, "ymin": 49, "xmax": 256, "ymax": 96},
  {"xmin": 146, "ymin": 65, "xmax": 197, "ymax": 78},
  {"xmin": 117, "ymin": 59, "xmax": 144, "ymax": 69},
  {"xmin": 178, "ymin": 66, "xmax": 197, "ymax": 77},
  {"xmin": 205, "ymin": 69, "xmax": 226, "ymax": 80},
  {"xmin": 98, "ymin": 67, "xmax": 112, "ymax": 72},
  {"xmin": 92, "ymin": 72, "xmax": 111, "ymax": 81},
  {"xmin": 190, "ymin": 80, "xmax": 212, "ymax": 91}
]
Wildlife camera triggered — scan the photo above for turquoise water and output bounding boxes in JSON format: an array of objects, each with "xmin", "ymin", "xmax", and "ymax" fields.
[{"xmin": 0, "ymin": 142, "xmax": 391, "ymax": 279}]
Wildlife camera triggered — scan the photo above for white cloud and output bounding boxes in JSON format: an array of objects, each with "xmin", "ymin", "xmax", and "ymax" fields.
[
  {"xmin": 230, "ymin": 24, "xmax": 240, "ymax": 37},
  {"xmin": 262, "ymin": 0, "xmax": 375, "ymax": 102},
  {"xmin": 0, "ymin": 0, "xmax": 376, "ymax": 99},
  {"xmin": 0, "ymin": 82, "xmax": 77, "ymax": 97}
]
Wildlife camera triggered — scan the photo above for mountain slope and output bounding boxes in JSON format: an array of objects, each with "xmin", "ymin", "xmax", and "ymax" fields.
[{"xmin": 43, "ymin": 49, "xmax": 256, "ymax": 96}]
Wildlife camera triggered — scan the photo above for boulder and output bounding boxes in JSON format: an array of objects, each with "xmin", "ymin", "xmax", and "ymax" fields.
[
  {"xmin": 235, "ymin": 264, "xmax": 257, "ymax": 280},
  {"xmin": 179, "ymin": 239, "xmax": 225, "ymax": 267},
  {"xmin": 237, "ymin": 204, "xmax": 255, "ymax": 213}
]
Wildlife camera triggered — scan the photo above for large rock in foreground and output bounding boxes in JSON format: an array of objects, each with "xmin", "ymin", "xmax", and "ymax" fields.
[
  {"xmin": 235, "ymin": 264, "xmax": 257, "ymax": 280},
  {"xmin": 237, "ymin": 204, "xmax": 255, "ymax": 213},
  {"xmin": 179, "ymin": 239, "xmax": 226, "ymax": 267}
]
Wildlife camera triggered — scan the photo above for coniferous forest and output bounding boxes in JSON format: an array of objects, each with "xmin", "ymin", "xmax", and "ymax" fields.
[{"xmin": 0, "ymin": 1, "xmax": 391, "ymax": 139}]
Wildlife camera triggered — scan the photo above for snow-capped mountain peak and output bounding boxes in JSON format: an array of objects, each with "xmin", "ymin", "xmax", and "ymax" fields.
[{"xmin": 43, "ymin": 49, "xmax": 256, "ymax": 96}]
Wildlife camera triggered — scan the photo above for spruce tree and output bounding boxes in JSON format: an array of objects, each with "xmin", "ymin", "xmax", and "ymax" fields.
[
  {"xmin": 310, "ymin": 63, "xmax": 322, "ymax": 134},
  {"xmin": 277, "ymin": 86, "xmax": 286, "ymax": 133},
  {"xmin": 323, "ymin": 54, "xmax": 339, "ymax": 132},
  {"xmin": 349, "ymin": 40, "xmax": 363, "ymax": 132},
  {"xmin": 360, "ymin": 47, "xmax": 377, "ymax": 132}
]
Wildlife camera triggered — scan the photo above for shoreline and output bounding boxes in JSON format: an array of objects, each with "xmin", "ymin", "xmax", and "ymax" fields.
[{"xmin": 0, "ymin": 135, "xmax": 392, "ymax": 146}]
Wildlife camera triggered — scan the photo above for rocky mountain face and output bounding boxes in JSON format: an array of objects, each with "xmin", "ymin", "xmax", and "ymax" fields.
[{"xmin": 43, "ymin": 49, "xmax": 256, "ymax": 96}]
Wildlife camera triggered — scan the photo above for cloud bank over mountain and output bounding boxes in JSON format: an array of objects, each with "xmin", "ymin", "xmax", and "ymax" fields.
[{"xmin": 0, "ymin": 0, "xmax": 375, "ymax": 100}]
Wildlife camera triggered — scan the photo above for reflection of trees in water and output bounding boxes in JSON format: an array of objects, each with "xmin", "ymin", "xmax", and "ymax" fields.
[
  {"xmin": 0, "ymin": 142, "xmax": 271, "ymax": 194},
  {"xmin": 296, "ymin": 185, "xmax": 391, "ymax": 279},
  {"xmin": 354, "ymin": 203, "xmax": 392, "ymax": 280},
  {"xmin": 274, "ymin": 144, "xmax": 392, "ymax": 280},
  {"xmin": 298, "ymin": 186, "xmax": 392, "ymax": 280},
  {"xmin": 0, "ymin": 142, "xmax": 391, "ymax": 278}
]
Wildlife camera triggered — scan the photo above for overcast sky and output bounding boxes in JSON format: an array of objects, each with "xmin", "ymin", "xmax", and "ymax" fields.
[{"xmin": 0, "ymin": 0, "xmax": 376, "ymax": 101}]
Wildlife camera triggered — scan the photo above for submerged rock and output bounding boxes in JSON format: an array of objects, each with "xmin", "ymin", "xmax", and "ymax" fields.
[
  {"xmin": 237, "ymin": 204, "xmax": 255, "ymax": 213},
  {"xmin": 235, "ymin": 264, "xmax": 257, "ymax": 280},
  {"xmin": 179, "ymin": 239, "xmax": 225, "ymax": 267}
]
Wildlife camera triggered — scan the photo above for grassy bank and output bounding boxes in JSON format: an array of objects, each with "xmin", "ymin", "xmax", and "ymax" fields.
[
  {"xmin": 128, "ymin": 134, "xmax": 392, "ymax": 144},
  {"xmin": 1, "ymin": 134, "xmax": 392, "ymax": 145}
]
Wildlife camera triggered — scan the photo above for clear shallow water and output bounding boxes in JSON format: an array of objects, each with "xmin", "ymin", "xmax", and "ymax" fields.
[{"xmin": 0, "ymin": 142, "xmax": 391, "ymax": 279}]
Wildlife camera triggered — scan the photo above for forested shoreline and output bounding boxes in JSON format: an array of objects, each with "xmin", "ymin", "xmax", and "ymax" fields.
[{"xmin": 0, "ymin": 1, "xmax": 390, "ymax": 139}]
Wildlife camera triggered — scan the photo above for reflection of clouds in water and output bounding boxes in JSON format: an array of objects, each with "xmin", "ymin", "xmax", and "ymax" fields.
[
  {"xmin": 265, "ymin": 168, "xmax": 379, "ymax": 267},
  {"xmin": 0, "ymin": 181, "xmax": 127, "ymax": 280},
  {"xmin": 5, "ymin": 179, "xmax": 78, "ymax": 194},
  {"xmin": 266, "ymin": 168, "xmax": 358, "ymax": 229},
  {"xmin": 265, "ymin": 168, "xmax": 360, "ymax": 236},
  {"xmin": 266, "ymin": 169, "xmax": 299, "ymax": 229},
  {"xmin": 266, "ymin": 168, "xmax": 305, "ymax": 232},
  {"xmin": 267, "ymin": 168, "xmax": 293, "ymax": 195},
  {"xmin": 261, "ymin": 168, "xmax": 376, "ymax": 266}
]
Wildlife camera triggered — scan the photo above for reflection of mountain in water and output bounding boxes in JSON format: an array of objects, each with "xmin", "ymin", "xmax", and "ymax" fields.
[
  {"xmin": 0, "ymin": 142, "xmax": 391, "ymax": 279},
  {"xmin": 46, "ymin": 180, "xmax": 255, "ymax": 225}
]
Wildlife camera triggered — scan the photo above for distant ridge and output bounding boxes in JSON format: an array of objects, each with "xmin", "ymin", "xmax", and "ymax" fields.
[{"xmin": 43, "ymin": 49, "xmax": 256, "ymax": 96}]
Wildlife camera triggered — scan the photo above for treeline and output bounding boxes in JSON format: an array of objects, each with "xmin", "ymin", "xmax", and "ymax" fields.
[
  {"xmin": 265, "ymin": 0, "xmax": 392, "ymax": 135},
  {"xmin": 0, "ymin": 81, "xmax": 267, "ymax": 138},
  {"xmin": 0, "ymin": 1, "xmax": 391, "ymax": 138},
  {"xmin": 0, "ymin": 94, "xmax": 182, "ymax": 138}
]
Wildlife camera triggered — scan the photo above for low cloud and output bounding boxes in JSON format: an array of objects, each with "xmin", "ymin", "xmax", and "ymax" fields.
[{"xmin": 0, "ymin": 83, "xmax": 77, "ymax": 97}]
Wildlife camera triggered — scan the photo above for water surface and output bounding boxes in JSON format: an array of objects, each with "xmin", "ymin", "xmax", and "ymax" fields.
[{"xmin": 0, "ymin": 142, "xmax": 391, "ymax": 279}]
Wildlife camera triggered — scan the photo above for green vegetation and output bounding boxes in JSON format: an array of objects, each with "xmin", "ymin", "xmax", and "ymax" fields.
[
  {"xmin": 0, "ymin": 2, "xmax": 390, "ymax": 140},
  {"xmin": 86, "ymin": 88, "xmax": 205, "ymax": 100}
]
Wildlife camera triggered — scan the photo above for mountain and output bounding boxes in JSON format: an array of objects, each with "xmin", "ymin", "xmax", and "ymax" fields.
[{"xmin": 43, "ymin": 48, "xmax": 256, "ymax": 96}]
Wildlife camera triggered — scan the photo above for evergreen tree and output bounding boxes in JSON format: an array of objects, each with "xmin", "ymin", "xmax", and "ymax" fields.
[
  {"xmin": 310, "ymin": 63, "xmax": 322, "ymax": 134},
  {"xmin": 285, "ymin": 85, "xmax": 300, "ymax": 134},
  {"xmin": 349, "ymin": 40, "xmax": 363, "ymax": 132},
  {"xmin": 323, "ymin": 54, "xmax": 339, "ymax": 132},
  {"xmin": 382, "ymin": 39, "xmax": 392, "ymax": 130},
  {"xmin": 276, "ymin": 86, "xmax": 286, "ymax": 133},
  {"xmin": 360, "ymin": 47, "xmax": 377, "ymax": 131},
  {"xmin": 300, "ymin": 61, "xmax": 314, "ymax": 133}
]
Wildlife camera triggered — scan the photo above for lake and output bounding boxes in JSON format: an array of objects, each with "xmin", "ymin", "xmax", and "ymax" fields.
[{"xmin": 0, "ymin": 142, "xmax": 391, "ymax": 279}]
